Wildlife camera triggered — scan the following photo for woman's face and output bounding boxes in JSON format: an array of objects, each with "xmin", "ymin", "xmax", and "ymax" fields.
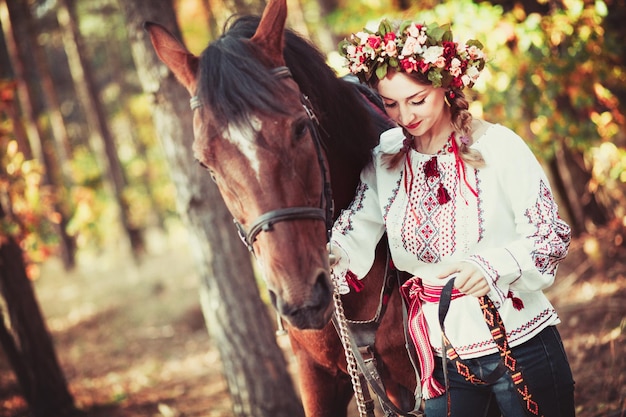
[{"xmin": 376, "ymin": 71, "xmax": 448, "ymax": 138}]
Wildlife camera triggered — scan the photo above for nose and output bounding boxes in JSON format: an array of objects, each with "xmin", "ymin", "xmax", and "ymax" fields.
[{"xmin": 398, "ymin": 105, "xmax": 414, "ymax": 126}]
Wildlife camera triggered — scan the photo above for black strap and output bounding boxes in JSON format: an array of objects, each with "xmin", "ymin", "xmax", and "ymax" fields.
[
  {"xmin": 438, "ymin": 278, "xmax": 543, "ymax": 417},
  {"xmin": 439, "ymin": 279, "xmax": 508, "ymax": 385}
]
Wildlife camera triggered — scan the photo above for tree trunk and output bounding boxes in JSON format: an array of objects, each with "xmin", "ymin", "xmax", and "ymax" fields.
[
  {"xmin": 199, "ymin": 0, "xmax": 221, "ymax": 40},
  {"xmin": 119, "ymin": 1, "xmax": 305, "ymax": 416},
  {"xmin": 56, "ymin": 0, "xmax": 145, "ymax": 258},
  {"xmin": 0, "ymin": 204, "xmax": 76, "ymax": 417},
  {"xmin": 1, "ymin": 0, "xmax": 76, "ymax": 270}
]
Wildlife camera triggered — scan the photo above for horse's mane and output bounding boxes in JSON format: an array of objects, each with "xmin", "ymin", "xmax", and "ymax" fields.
[{"xmin": 197, "ymin": 15, "xmax": 394, "ymax": 205}]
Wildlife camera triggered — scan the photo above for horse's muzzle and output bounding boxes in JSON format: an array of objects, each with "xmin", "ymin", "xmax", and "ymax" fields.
[{"xmin": 269, "ymin": 271, "xmax": 333, "ymax": 330}]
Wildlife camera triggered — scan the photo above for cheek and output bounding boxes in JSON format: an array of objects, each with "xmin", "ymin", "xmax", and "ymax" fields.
[{"xmin": 384, "ymin": 107, "xmax": 400, "ymax": 120}]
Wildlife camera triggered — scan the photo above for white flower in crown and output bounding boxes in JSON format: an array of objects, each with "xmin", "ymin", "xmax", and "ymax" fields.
[
  {"xmin": 400, "ymin": 36, "xmax": 421, "ymax": 56},
  {"xmin": 462, "ymin": 66, "xmax": 481, "ymax": 86},
  {"xmin": 422, "ymin": 46, "xmax": 444, "ymax": 65}
]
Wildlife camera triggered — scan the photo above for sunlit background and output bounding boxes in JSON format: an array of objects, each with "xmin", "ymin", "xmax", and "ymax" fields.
[{"xmin": 0, "ymin": 0, "xmax": 624, "ymax": 416}]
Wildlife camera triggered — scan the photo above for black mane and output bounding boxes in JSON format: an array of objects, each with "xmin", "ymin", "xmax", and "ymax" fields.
[{"xmin": 197, "ymin": 15, "xmax": 394, "ymax": 210}]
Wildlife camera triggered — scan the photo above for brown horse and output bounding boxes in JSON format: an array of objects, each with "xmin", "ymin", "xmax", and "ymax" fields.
[{"xmin": 145, "ymin": 0, "xmax": 419, "ymax": 415}]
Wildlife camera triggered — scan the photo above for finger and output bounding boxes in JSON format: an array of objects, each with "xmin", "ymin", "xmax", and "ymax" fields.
[
  {"xmin": 466, "ymin": 278, "xmax": 490, "ymax": 297},
  {"xmin": 437, "ymin": 265, "xmax": 461, "ymax": 279},
  {"xmin": 452, "ymin": 269, "xmax": 474, "ymax": 292}
]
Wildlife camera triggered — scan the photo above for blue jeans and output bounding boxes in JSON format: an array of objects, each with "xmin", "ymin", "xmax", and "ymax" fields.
[{"xmin": 425, "ymin": 326, "xmax": 576, "ymax": 417}]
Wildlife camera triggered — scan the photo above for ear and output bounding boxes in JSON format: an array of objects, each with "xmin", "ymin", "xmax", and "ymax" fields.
[
  {"xmin": 143, "ymin": 21, "xmax": 199, "ymax": 95},
  {"xmin": 249, "ymin": 0, "xmax": 287, "ymax": 67}
]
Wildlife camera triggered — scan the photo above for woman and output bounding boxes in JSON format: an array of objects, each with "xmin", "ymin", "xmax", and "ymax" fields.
[{"xmin": 330, "ymin": 19, "xmax": 576, "ymax": 416}]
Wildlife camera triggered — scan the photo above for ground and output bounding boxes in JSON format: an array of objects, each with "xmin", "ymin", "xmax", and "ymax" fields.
[{"xmin": 0, "ymin": 223, "xmax": 625, "ymax": 417}]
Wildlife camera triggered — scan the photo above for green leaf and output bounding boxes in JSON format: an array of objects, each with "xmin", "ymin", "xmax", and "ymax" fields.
[
  {"xmin": 376, "ymin": 63, "xmax": 388, "ymax": 79},
  {"xmin": 427, "ymin": 70, "xmax": 443, "ymax": 87},
  {"xmin": 467, "ymin": 39, "xmax": 484, "ymax": 49}
]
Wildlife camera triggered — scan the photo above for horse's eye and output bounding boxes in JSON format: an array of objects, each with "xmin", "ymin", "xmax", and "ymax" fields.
[
  {"xmin": 197, "ymin": 160, "xmax": 218, "ymax": 182},
  {"xmin": 293, "ymin": 119, "xmax": 309, "ymax": 140}
]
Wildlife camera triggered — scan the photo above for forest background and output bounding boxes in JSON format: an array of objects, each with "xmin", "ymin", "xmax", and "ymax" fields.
[{"xmin": 0, "ymin": 0, "xmax": 625, "ymax": 416}]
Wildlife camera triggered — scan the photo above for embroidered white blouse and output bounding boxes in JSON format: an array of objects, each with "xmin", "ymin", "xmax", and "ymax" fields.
[{"xmin": 331, "ymin": 123, "xmax": 571, "ymax": 359}]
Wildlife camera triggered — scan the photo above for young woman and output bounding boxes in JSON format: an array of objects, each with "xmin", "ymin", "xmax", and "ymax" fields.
[{"xmin": 330, "ymin": 19, "xmax": 576, "ymax": 416}]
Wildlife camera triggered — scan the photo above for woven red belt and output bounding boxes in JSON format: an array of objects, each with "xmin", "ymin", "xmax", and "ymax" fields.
[{"xmin": 400, "ymin": 278, "xmax": 464, "ymax": 399}]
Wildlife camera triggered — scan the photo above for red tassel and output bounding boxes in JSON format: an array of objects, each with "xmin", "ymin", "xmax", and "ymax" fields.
[
  {"xmin": 424, "ymin": 157, "xmax": 440, "ymax": 178},
  {"xmin": 346, "ymin": 270, "xmax": 364, "ymax": 292},
  {"xmin": 437, "ymin": 183, "xmax": 451, "ymax": 204},
  {"xmin": 508, "ymin": 291, "xmax": 524, "ymax": 310}
]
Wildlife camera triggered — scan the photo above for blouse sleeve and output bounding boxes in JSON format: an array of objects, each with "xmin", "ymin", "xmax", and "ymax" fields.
[
  {"xmin": 466, "ymin": 127, "xmax": 571, "ymax": 305},
  {"xmin": 330, "ymin": 160, "xmax": 386, "ymax": 294}
]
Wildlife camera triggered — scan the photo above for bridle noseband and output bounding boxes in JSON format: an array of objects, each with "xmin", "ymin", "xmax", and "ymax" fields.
[{"xmin": 190, "ymin": 66, "xmax": 333, "ymax": 254}]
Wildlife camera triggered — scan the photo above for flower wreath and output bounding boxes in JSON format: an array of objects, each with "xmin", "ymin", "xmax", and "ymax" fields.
[{"xmin": 339, "ymin": 19, "xmax": 486, "ymax": 89}]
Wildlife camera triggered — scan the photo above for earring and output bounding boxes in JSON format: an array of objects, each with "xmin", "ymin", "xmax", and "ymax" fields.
[{"xmin": 444, "ymin": 89, "xmax": 455, "ymax": 107}]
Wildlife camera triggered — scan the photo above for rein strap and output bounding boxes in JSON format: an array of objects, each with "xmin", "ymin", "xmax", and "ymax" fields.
[{"xmin": 439, "ymin": 279, "xmax": 543, "ymax": 417}]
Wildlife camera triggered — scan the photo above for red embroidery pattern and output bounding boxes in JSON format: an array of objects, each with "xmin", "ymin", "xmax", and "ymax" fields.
[
  {"xmin": 401, "ymin": 156, "xmax": 459, "ymax": 263},
  {"xmin": 334, "ymin": 182, "xmax": 369, "ymax": 235},
  {"xmin": 524, "ymin": 180, "xmax": 571, "ymax": 276}
]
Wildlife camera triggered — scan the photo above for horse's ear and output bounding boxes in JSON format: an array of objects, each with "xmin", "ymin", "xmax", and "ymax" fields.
[
  {"xmin": 144, "ymin": 21, "xmax": 199, "ymax": 95},
  {"xmin": 249, "ymin": 0, "xmax": 287, "ymax": 66}
]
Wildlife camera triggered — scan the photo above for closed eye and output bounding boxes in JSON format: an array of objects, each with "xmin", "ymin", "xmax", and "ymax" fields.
[{"xmin": 196, "ymin": 159, "xmax": 217, "ymax": 182}]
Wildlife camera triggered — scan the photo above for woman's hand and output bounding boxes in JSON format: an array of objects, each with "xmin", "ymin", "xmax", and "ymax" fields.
[
  {"xmin": 438, "ymin": 262, "xmax": 490, "ymax": 297},
  {"xmin": 327, "ymin": 243, "xmax": 340, "ymax": 267}
]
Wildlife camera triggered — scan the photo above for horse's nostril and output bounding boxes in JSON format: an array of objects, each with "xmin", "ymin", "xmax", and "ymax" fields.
[
  {"xmin": 312, "ymin": 271, "xmax": 332, "ymax": 308},
  {"xmin": 268, "ymin": 270, "xmax": 333, "ymax": 329}
]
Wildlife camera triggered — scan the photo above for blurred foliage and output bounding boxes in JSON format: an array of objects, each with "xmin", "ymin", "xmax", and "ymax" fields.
[
  {"xmin": 0, "ymin": 82, "xmax": 58, "ymax": 278},
  {"xmin": 1, "ymin": 0, "xmax": 624, "ymax": 271}
]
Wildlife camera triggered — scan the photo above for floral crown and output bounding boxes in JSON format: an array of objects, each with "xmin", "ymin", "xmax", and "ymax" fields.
[{"xmin": 339, "ymin": 19, "xmax": 486, "ymax": 89}]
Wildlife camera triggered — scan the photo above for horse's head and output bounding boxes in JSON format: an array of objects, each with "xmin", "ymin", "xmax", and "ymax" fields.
[{"xmin": 145, "ymin": 0, "xmax": 334, "ymax": 329}]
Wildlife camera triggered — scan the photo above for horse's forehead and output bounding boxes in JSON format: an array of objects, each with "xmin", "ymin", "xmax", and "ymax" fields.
[
  {"xmin": 223, "ymin": 117, "xmax": 263, "ymax": 179},
  {"xmin": 193, "ymin": 115, "xmax": 266, "ymax": 180}
]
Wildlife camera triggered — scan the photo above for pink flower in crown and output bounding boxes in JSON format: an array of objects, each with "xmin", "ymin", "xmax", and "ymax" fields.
[
  {"xmin": 368, "ymin": 35, "xmax": 382, "ymax": 50},
  {"xmin": 400, "ymin": 57, "xmax": 416, "ymax": 73},
  {"xmin": 449, "ymin": 58, "xmax": 462, "ymax": 77},
  {"xmin": 467, "ymin": 45, "xmax": 484, "ymax": 60},
  {"xmin": 384, "ymin": 32, "xmax": 396, "ymax": 43},
  {"xmin": 417, "ymin": 60, "xmax": 430, "ymax": 73},
  {"xmin": 384, "ymin": 40, "xmax": 398, "ymax": 57}
]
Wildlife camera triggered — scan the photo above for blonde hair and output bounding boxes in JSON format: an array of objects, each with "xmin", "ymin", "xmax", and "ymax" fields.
[{"xmin": 381, "ymin": 87, "xmax": 485, "ymax": 170}]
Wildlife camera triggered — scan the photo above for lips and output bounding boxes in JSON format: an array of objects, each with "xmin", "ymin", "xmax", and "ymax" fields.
[{"xmin": 406, "ymin": 121, "xmax": 421, "ymax": 130}]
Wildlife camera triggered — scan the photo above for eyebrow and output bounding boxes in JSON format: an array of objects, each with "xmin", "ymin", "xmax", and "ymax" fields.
[{"xmin": 379, "ymin": 89, "xmax": 426, "ymax": 102}]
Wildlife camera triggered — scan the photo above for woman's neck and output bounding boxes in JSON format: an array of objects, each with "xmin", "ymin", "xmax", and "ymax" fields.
[{"xmin": 414, "ymin": 111, "xmax": 454, "ymax": 155}]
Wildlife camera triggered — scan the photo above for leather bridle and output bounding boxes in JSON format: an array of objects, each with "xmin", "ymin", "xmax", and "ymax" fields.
[{"xmin": 190, "ymin": 66, "xmax": 334, "ymax": 254}]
